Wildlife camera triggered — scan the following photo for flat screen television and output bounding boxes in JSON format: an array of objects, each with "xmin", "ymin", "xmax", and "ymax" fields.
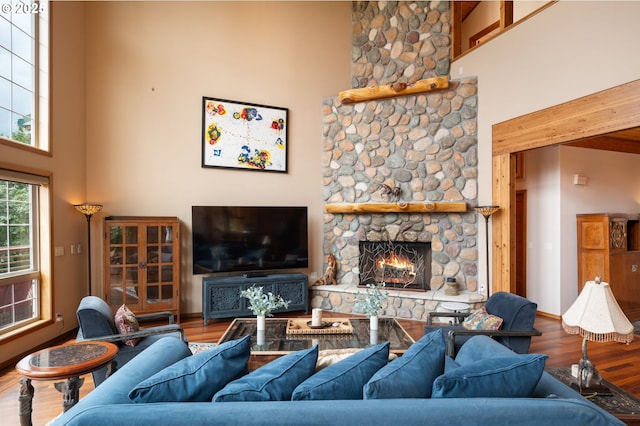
[{"xmin": 192, "ymin": 206, "xmax": 308, "ymax": 275}]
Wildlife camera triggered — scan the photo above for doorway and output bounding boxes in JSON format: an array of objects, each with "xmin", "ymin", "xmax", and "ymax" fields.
[{"xmin": 491, "ymin": 79, "xmax": 640, "ymax": 294}]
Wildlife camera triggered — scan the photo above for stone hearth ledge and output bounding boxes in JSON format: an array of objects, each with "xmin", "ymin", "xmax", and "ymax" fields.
[{"xmin": 310, "ymin": 284, "xmax": 485, "ymax": 322}]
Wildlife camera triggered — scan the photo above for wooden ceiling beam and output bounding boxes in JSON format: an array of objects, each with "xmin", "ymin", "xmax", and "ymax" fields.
[{"xmin": 566, "ymin": 136, "xmax": 640, "ymax": 155}]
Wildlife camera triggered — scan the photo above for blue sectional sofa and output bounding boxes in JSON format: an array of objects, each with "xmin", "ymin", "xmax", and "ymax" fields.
[{"xmin": 52, "ymin": 333, "xmax": 623, "ymax": 426}]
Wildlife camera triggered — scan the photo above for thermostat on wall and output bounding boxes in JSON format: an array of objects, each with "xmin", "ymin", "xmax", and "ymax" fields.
[{"xmin": 573, "ymin": 174, "xmax": 588, "ymax": 185}]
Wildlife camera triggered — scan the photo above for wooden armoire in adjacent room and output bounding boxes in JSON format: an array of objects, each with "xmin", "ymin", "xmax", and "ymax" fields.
[{"xmin": 577, "ymin": 213, "xmax": 640, "ymax": 321}]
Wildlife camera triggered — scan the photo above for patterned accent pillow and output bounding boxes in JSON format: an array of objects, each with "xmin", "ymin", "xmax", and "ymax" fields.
[
  {"xmin": 316, "ymin": 348, "xmax": 397, "ymax": 371},
  {"xmin": 114, "ymin": 304, "xmax": 140, "ymax": 346},
  {"xmin": 462, "ymin": 307, "xmax": 503, "ymax": 331}
]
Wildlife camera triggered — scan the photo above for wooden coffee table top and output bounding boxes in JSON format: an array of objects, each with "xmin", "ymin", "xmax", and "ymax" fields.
[
  {"xmin": 16, "ymin": 341, "xmax": 119, "ymax": 381},
  {"xmin": 218, "ymin": 317, "xmax": 415, "ymax": 355}
]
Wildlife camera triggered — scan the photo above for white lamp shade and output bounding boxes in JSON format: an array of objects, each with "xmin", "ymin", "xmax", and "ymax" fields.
[{"xmin": 562, "ymin": 280, "xmax": 634, "ymax": 344}]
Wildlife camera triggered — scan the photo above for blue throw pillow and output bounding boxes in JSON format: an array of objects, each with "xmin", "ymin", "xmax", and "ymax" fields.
[
  {"xmin": 364, "ymin": 329, "xmax": 444, "ymax": 399},
  {"xmin": 292, "ymin": 342, "xmax": 390, "ymax": 400},
  {"xmin": 431, "ymin": 353, "xmax": 548, "ymax": 398},
  {"xmin": 128, "ymin": 335, "xmax": 250, "ymax": 402},
  {"xmin": 213, "ymin": 345, "xmax": 318, "ymax": 402},
  {"xmin": 444, "ymin": 355, "xmax": 459, "ymax": 372}
]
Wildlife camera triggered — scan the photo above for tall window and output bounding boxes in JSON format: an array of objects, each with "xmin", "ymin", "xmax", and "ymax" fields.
[
  {"xmin": 0, "ymin": 1, "xmax": 49, "ymax": 150},
  {"xmin": 0, "ymin": 170, "xmax": 48, "ymax": 333}
]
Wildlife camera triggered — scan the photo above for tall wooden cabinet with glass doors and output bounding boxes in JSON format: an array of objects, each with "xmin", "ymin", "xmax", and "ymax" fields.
[{"xmin": 103, "ymin": 216, "xmax": 180, "ymax": 319}]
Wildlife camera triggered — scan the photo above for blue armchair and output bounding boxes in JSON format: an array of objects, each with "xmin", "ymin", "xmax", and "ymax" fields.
[
  {"xmin": 424, "ymin": 292, "xmax": 541, "ymax": 357},
  {"xmin": 76, "ymin": 296, "xmax": 187, "ymax": 386}
]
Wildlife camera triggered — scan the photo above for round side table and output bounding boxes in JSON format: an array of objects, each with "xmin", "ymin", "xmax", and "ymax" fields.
[
  {"xmin": 16, "ymin": 341, "xmax": 118, "ymax": 426},
  {"xmin": 440, "ymin": 301, "xmax": 471, "ymax": 325}
]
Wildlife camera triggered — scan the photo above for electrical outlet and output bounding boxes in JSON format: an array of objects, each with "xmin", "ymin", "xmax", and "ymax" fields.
[{"xmin": 55, "ymin": 313, "xmax": 63, "ymax": 322}]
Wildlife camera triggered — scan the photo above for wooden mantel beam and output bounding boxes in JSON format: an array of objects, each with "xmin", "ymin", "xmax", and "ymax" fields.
[
  {"xmin": 338, "ymin": 76, "xmax": 450, "ymax": 104},
  {"xmin": 325, "ymin": 202, "xmax": 467, "ymax": 214}
]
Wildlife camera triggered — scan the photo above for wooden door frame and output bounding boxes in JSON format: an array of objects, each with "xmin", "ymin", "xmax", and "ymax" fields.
[
  {"xmin": 515, "ymin": 189, "xmax": 526, "ymax": 298},
  {"xmin": 491, "ymin": 79, "xmax": 640, "ymax": 293}
]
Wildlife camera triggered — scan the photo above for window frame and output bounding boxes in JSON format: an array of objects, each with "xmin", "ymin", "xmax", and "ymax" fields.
[
  {"xmin": 0, "ymin": 165, "xmax": 51, "ymax": 340},
  {"xmin": 0, "ymin": 0, "xmax": 49, "ymax": 152}
]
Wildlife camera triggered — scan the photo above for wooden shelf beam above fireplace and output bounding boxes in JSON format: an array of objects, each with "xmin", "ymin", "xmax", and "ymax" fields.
[
  {"xmin": 338, "ymin": 76, "xmax": 450, "ymax": 104},
  {"xmin": 324, "ymin": 202, "xmax": 467, "ymax": 214}
]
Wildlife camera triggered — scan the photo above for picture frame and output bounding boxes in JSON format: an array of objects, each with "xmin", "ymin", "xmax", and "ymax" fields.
[{"xmin": 201, "ymin": 97, "xmax": 288, "ymax": 173}]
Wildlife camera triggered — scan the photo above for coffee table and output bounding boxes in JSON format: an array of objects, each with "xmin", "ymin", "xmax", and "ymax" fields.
[
  {"xmin": 218, "ymin": 317, "xmax": 415, "ymax": 370},
  {"xmin": 15, "ymin": 341, "xmax": 119, "ymax": 426}
]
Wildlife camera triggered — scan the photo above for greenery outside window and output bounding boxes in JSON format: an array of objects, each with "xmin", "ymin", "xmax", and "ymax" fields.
[
  {"xmin": 0, "ymin": 0, "xmax": 49, "ymax": 151},
  {"xmin": 0, "ymin": 169, "xmax": 49, "ymax": 334}
]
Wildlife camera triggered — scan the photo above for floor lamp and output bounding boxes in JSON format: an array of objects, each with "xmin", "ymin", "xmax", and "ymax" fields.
[
  {"xmin": 475, "ymin": 205, "xmax": 500, "ymax": 297},
  {"xmin": 74, "ymin": 204, "xmax": 103, "ymax": 296}
]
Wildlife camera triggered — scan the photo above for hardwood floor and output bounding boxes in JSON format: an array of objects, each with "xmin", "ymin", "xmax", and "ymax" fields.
[{"xmin": 1, "ymin": 313, "xmax": 639, "ymax": 425}]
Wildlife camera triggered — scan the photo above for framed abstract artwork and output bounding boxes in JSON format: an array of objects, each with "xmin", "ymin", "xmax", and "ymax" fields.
[{"xmin": 201, "ymin": 97, "xmax": 288, "ymax": 172}]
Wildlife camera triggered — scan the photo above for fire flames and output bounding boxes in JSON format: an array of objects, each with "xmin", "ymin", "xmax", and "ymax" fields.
[{"xmin": 376, "ymin": 253, "xmax": 416, "ymax": 284}]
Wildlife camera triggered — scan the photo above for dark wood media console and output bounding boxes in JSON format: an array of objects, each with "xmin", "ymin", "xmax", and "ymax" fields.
[{"xmin": 202, "ymin": 273, "xmax": 309, "ymax": 325}]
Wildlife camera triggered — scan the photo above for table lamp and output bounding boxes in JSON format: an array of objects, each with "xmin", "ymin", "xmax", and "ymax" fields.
[{"xmin": 561, "ymin": 277, "xmax": 634, "ymax": 395}]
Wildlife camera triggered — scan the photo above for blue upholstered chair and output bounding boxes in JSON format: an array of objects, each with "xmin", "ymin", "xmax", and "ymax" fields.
[
  {"xmin": 76, "ymin": 296, "xmax": 187, "ymax": 386},
  {"xmin": 424, "ymin": 292, "xmax": 541, "ymax": 357}
]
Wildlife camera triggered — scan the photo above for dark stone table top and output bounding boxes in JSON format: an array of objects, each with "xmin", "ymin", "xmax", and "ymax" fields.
[{"xmin": 16, "ymin": 342, "xmax": 118, "ymax": 381}]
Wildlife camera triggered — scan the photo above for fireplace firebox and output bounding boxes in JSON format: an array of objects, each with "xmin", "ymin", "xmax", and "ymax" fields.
[{"xmin": 358, "ymin": 241, "xmax": 431, "ymax": 291}]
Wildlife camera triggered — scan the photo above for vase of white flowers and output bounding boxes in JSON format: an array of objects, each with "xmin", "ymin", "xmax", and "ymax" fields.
[
  {"xmin": 240, "ymin": 285, "xmax": 290, "ymax": 331},
  {"xmin": 354, "ymin": 282, "xmax": 389, "ymax": 331}
]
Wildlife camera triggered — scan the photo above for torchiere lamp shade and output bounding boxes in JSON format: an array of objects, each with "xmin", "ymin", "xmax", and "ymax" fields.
[{"xmin": 74, "ymin": 204, "xmax": 103, "ymax": 216}]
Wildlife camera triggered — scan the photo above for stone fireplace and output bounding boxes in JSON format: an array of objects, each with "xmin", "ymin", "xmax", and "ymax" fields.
[{"xmin": 309, "ymin": 2, "xmax": 485, "ymax": 320}]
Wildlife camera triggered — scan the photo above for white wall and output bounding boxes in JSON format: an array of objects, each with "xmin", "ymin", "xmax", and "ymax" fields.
[
  {"xmin": 454, "ymin": 1, "xmax": 640, "ymax": 315},
  {"xmin": 83, "ymin": 2, "xmax": 352, "ymax": 315},
  {"xmin": 520, "ymin": 146, "xmax": 561, "ymax": 315}
]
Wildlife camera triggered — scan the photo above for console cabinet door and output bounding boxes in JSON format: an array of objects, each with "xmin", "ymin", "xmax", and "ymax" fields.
[
  {"xmin": 577, "ymin": 213, "xmax": 640, "ymax": 321},
  {"xmin": 104, "ymin": 217, "xmax": 180, "ymax": 318}
]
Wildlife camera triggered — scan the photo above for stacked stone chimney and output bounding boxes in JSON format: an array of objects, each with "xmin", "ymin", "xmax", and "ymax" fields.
[{"xmin": 313, "ymin": 1, "xmax": 482, "ymax": 320}]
